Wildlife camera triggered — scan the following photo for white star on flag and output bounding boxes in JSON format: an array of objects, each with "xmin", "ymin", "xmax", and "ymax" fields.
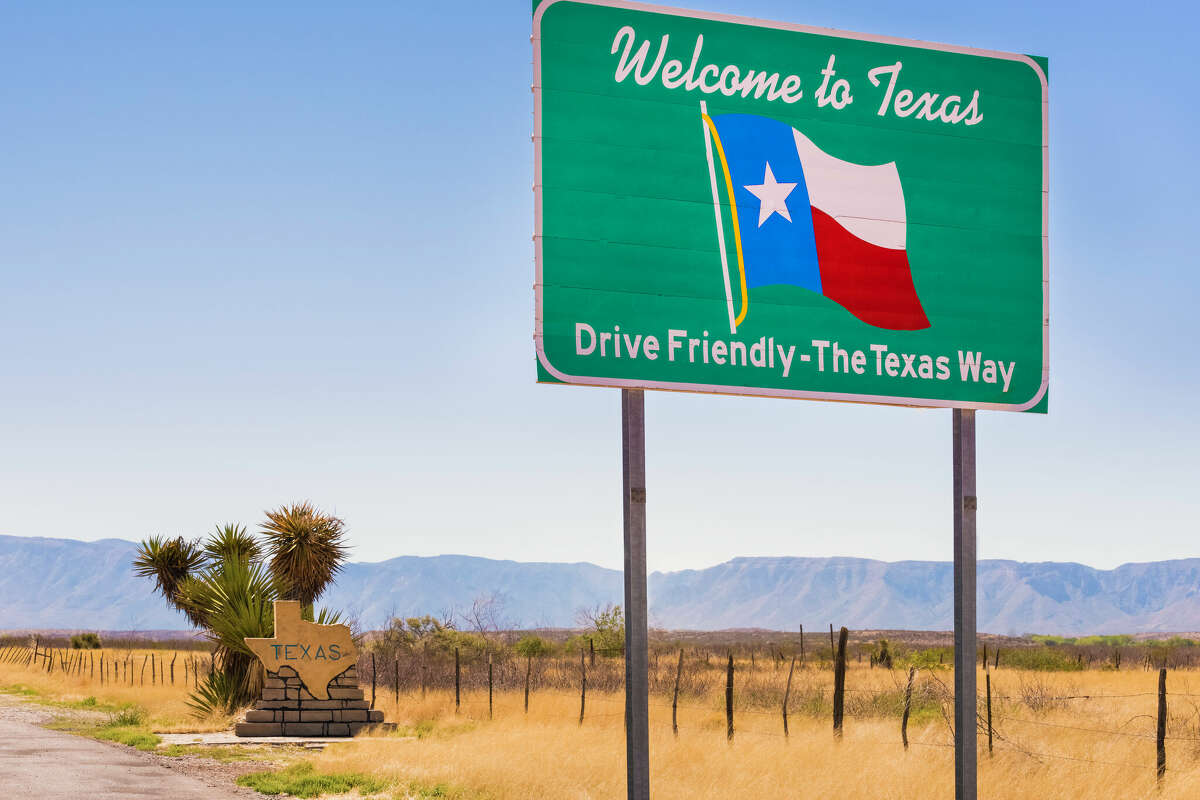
[{"xmin": 744, "ymin": 162, "xmax": 797, "ymax": 227}]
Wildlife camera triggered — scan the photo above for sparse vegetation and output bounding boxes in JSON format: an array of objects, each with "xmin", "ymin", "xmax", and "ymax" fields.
[
  {"xmin": 70, "ymin": 633, "xmax": 102, "ymax": 649},
  {"xmin": 8, "ymin": 627, "xmax": 1200, "ymax": 798}
]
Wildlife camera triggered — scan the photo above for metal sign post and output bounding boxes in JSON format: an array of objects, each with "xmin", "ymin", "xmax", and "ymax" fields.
[
  {"xmin": 621, "ymin": 388, "xmax": 650, "ymax": 800},
  {"xmin": 534, "ymin": 5, "xmax": 1046, "ymax": 798},
  {"xmin": 953, "ymin": 409, "xmax": 977, "ymax": 800}
]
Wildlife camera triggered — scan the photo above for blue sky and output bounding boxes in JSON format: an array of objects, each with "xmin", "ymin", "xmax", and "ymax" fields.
[{"xmin": 0, "ymin": 0, "xmax": 1195, "ymax": 573}]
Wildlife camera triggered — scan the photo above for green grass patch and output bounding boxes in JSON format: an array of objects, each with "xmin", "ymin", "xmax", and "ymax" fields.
[
  {"xmin": 160, "ymin": 743, "xmax": 274, "ymax": 762},
  {"xmin": 43, "ymin": 705, "xmax": 161, "ymax": 752},
  {"xmin": 0, "ymin": 683, "xmax": 41, "ymax": 697},
  {"xmin": 237, "ymin": 762, "xmax": 391, "ymax": 798},
  {"xmin": 92, "ymin": 725, "xmax": 161, "ymax": 751}
]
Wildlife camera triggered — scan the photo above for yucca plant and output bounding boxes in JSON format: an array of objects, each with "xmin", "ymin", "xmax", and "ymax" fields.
[
  {"xmin": 260, "ymin": 502, "xmax": 348, "ymax": 607},
  {"xmin": 202, "ymin": 523, "xmax": 262, "ymax": 565},
  {"xmin": 187, "ymin": 669, "xmax": 243, "ymax": 718},
  {"xmin": 132, "ymin": 535, "xmax": 207, "ymax": 627},
  {"xmin": 178, "ymin": 555, "xmax": 285, "ymax": 713},
  {"xmin": 134, "ymin": 504, "xmax": 351, "ymax": 717}
]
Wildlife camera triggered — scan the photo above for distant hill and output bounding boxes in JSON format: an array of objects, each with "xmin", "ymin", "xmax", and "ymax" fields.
[{"xmin": 2, "ymin": 535, "xmax": 1199, "ymax": 636}]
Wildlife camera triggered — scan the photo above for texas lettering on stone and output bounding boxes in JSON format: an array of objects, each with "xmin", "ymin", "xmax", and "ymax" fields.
[{"xmin": 245, "ymin": 600, "xmax": 358, "ymax": 701}]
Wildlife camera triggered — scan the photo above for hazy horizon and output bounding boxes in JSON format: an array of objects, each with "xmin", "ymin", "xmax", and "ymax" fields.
[{"xmin": 2, "ymin": 531, "xmax": 1195, "ymax": 575}]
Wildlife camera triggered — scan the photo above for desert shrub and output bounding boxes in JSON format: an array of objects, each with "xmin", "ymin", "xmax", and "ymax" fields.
[
  {"xmin": 105, "ymin": 707, "xmax": 146, "ymax": 727},
  {"xmin": 873, "ymin": 639, "xmax": 894, "ymax": 669},
  {"xmin": 892, "ymin": 647, "xmax": 951, "ymax": 671},
  {"xmin": 570, "ymin": 604, "xmax": 625, "ymax": 657},
  {"xmin": 70, "ymin": 633, "xmax": 102, "ymax": 649},
  {"xmin": 1017, "ymin": 675, "xmax": 1076, "ymax": 712},
  {"xmin": 514, "ymin": 635, "xmax": 554, "ymax": 659},
  {"xmin": 376, "ymin": 615, "xmax": 487, "ymax": 659}
]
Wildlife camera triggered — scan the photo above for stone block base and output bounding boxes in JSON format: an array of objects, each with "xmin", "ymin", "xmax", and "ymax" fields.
[{"xmin": 235, "ymin": 665, "xmax": 386, "ymax": 737}]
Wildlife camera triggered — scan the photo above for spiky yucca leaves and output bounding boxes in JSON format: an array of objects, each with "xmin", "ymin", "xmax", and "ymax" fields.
[
  {"xmin": 260, "ymin": 502, "xmax": 348, "ymax": 607},
  {"xmin": 132, "ymin": 535, "xmax": 207, "ymax": 627},
  {"xmin": 203, "ymin": 523, "xmax": 262, "ymax": 564},
  {"xmin": 187, "ymin": 668, "xmax": 243, "ymax": 717},
  {"xmin": 178, "ymin": 555, "xmax": 286, "ymax": 714}
]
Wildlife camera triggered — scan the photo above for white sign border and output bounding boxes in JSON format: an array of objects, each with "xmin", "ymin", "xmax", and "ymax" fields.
[{"xmin": 532, "ymin": 0, "xmax": 1049, "ymax": 412}]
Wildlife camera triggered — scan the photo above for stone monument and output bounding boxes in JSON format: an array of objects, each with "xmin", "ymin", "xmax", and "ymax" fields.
[{"xmin": 235, "ymin": 600, "xmax": 383, "ymax": 737}]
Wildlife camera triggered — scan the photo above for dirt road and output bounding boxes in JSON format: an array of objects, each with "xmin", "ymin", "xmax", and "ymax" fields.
[{"xmin": 0, "ymin": 697, "xmax": 262, "ymax": 800}]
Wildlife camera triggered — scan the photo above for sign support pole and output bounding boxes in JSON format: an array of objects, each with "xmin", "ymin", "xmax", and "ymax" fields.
[
  {"xmin": 621, "ymin": 388, "xmax": 650, "ymax": 800},
  {"xmin": 953, "ymin": 408, "xmax": 977, "ymax": 800}
]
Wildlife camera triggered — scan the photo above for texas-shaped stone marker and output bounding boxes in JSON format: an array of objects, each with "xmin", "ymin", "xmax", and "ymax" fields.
[{"xmin": 245, "ymin": 600, "xmax": 357, "ymax": 700}]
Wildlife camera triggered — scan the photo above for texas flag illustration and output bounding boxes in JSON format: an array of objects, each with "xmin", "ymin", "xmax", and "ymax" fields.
[{"xmin": 702, "ymin": 108, "xmax": 930, "ymax": 331}]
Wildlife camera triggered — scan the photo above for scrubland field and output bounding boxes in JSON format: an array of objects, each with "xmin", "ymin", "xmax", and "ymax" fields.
[
  {"xmin": 5, "ymin": 641, "xmax": 1200, "ymax": 799},
  {"xmin": 0, "ymin": 647, "xmax": 232, "ymax": 733}
]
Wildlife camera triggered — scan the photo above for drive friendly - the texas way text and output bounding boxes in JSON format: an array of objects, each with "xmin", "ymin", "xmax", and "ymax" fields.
[{"xmin": 573, "ymin": 323, "xmax": 1017, "ymax": 392}]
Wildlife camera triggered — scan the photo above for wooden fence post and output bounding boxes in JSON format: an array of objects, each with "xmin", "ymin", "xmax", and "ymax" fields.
[
  {"xmin": 982, "ymin": 643, "xmax": 988, "ymax": 671},
  {"xmin": 833, "ymin": 626, "xmax": 848, "ymax": 738},
  {"xmin": 725, "ymin": 653, "xmax": 734, "ymax": 742},
  {"xmin": 994, "ymin": 648, "xmax": 1000, "ymax": 670},
  {"xmin": 524, "ymin": 655, "xmax": 532, "ymax": 714},
  {"xmin": 1157, "ymin": 667, "xmax": 1167, "ymax": 784},
  {"xmin": 487, "ymin": 652, "xmax": 494, "ymax": 720},
  {"xmin": 902, "ymin": 666, "xmax": 915, "ymax": 750},
  {"xmin": 799, "ymin": 624, "xmax": 805, "ymax": 667},
  {"xmin": 140, "ymin": 655, "xmax": 148, "ymax": 685},
  {"xmin": 829, "ymin": 624, "xmax": 835, "ymax": 661},
  {"xmin": 454, "ymin": 648, "xmax": 461, "ymax": 713},
  {"xmin": 671, "ymin": 649, "xmax": 683, "ymax": 737},
  {"xmin": 986, "ymin": 673, "xmax": 993, "ymax": 756},
  {"xmin": 782, "ymin": 654, "xmax": 796, "ymax": 738},
  {"xmin": 370, "ymin": 652, "xmax": 377, "ymax": 710},
  {"xmin": 421, "ymin": 643, "xmax": 428, "ymax": 698},
  {"xmin": 579, "ymin": 649, "xmax": 587, "ymax": 725},
  {"xmin": 99, "ymin": 654, "xmax": 104, "ymax": 686},
  {"xmin": 394, "ymin": 658, "xmax": 400, "ymax": 707},
  {"xmin": 589, "ymin": 638, "xmax": 595, "ymax": 667},
  {"xmin": 151, "ymin": 653, "xmax": 156, "ymax": 685},
  {"xmin": 170, "ymin": 652, "xmax": 176, "ymax": 685}
]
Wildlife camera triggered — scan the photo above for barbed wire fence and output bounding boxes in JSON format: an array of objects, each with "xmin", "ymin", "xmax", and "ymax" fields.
[{"xmin": 3, "ymin": 635, "xmax": 1197, "ymax": 785}]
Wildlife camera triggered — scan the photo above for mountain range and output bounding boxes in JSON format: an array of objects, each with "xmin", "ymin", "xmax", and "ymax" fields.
[{"xmin": 2, "ymin": 534, "xmax": 1199, "ymax": 636}]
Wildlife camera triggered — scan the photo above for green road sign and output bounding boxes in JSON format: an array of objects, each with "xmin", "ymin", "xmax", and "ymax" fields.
[{"xmin": 533, "ymin": 0, "xmax": 1048, "ymax": 411}]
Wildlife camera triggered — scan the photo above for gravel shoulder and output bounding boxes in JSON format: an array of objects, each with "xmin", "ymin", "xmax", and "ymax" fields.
[{"xmin": 0, "ymin": 694, "xmax": 272, "ymax": 799}]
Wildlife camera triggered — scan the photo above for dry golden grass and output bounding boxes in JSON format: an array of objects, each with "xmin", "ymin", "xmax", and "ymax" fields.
[
  {"xmin": 325, "ymin": 666, "xmax": 1200, "ymax": 800},
  {"xmin": 0, "ymin": 648, "xmax": 231, "ymax": 732},
  {"xmin": 6, "ymin": 648, "xmax": 1200, "ymax": 798}
]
